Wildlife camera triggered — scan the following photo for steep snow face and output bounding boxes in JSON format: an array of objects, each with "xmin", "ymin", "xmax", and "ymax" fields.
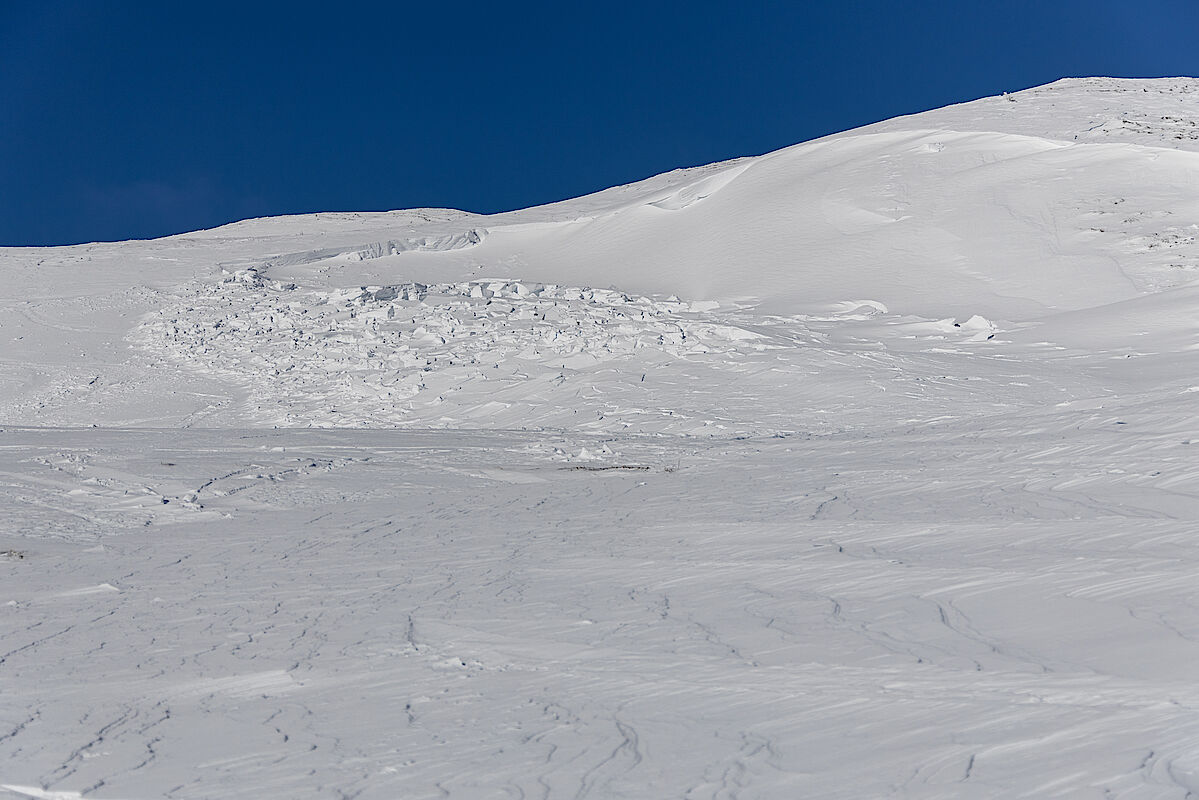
[{"xmin": 6, "ymin": 79, "xmax": 1199, "ymax": 799}]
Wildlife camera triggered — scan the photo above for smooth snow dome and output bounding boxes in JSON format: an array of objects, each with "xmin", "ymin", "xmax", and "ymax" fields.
[{"xmin": 4, "ymin": 77, "xmax": 1199, "ymax": 798}]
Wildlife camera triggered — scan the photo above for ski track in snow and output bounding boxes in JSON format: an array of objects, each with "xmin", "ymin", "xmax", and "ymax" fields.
[{"xmin": 4, "ymin": 77, "xmax": 1199, "ymax": 798}]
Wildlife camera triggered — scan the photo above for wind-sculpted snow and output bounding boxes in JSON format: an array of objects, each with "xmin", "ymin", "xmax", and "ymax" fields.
[
  {"xmin": 6, "ymin": 77, "xmax": 1199, "ymax": 798},
  {"xmin": 5, "ymin": 415, "xmax": 1199, "ymax": 798},
  {"xmin": 644, "ymin": 162, "xmax": 753, "ymax": 210},
  {"xmin": 263, "ymin": 229, "xmax": 486, "ymax": 269}
]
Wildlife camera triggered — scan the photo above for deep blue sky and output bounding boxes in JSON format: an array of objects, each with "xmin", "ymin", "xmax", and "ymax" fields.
[{"xmin": 3, "ymin": 1, "xmax": 1198, "ymax": 246}]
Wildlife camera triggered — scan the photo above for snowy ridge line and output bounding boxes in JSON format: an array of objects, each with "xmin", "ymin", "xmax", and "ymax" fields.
[
  {"xmin": 860, "ymin": 77, "xmax": 1199, "ymax": 153},
  {"xmin": 254, "ymin": 228, "xmax": 486, "ymax": 270},
  {"xmin": 644, "ymin": 160, "xmax": 754, "ymax": 211}
]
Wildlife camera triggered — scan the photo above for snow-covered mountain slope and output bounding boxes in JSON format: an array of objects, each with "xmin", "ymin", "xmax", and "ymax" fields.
[
  {"xmin": 3, "ymin": 78, "xmax": 1199, "ymax": 430},
  {"xmin": 5, "ymin": 78, "xmax": 1199, "ymax": 799}
]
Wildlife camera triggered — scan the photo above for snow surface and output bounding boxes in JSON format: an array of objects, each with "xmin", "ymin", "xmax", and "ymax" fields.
[{"xmin": 4, "ymin": 77, "xmax": 1199, "ymax": 798}]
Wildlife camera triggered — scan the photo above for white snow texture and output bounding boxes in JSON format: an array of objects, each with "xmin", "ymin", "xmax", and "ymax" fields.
[{"xmin": 4, "ymin": 77, "xmax": 1199, "ymax": 798}]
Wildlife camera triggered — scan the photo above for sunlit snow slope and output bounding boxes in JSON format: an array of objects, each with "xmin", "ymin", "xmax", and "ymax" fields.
[
  {"xmin": 4, "ymin": 78, "xmax": 1199, "ymax": 799},
  {"xmin": 3, "ymin": 78, "xmax": 1199, "ymax": 431}
]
